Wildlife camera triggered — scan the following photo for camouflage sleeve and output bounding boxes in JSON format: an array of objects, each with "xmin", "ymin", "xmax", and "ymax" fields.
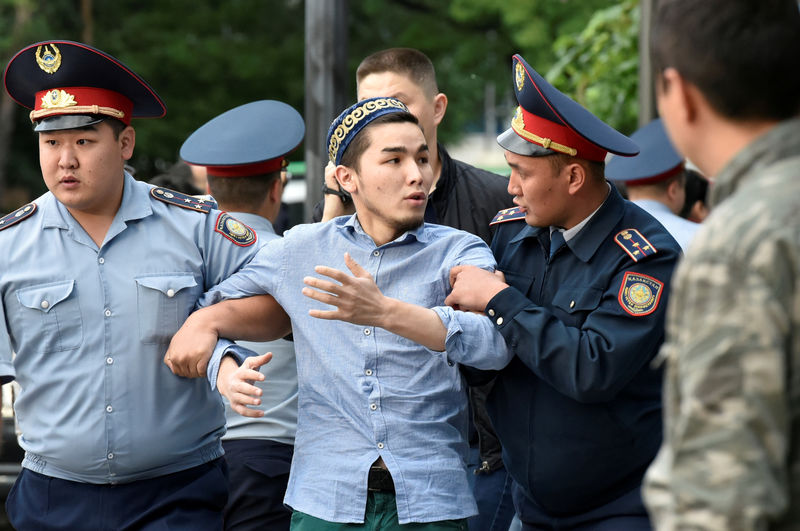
[{"xmin": 643, "ymin": 236, "xmax": 791, "ymax": 530}]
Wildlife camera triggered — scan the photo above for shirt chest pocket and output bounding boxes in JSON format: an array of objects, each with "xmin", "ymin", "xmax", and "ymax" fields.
[
  {"xmin": 135, "ymin": 274, "xmax": 200, "ymax": 344},
  {"xmin": 551, "ymin": 286, "xmax": 603, "ymax": 328},
  {"xmin": 15, "ymin": 280, "xmax": 83, "ymax": 354}
]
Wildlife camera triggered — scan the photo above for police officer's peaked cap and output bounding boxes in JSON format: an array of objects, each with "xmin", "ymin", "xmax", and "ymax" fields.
[
  {"xmin": 606, "ymin": 119, "xmax": 684, "ymax": 185},
  {"xmin": 3, "ymin": 40, "xmax": 166, "ymax": 132},
  {"xmin": 498, "ymin": 54, "xmax": 638, "ymax": 162},
  {"xmin": 181, "ymin": 100, "xmax": 305, "ymax": 178},
  {"xmin": 327, "ymin": 97, "xmax": 411, "ymax": 166}
]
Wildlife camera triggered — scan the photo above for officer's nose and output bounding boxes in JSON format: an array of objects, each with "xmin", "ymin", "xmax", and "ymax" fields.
[{"xmin": 58, "ymin": 146, "xmax": 78, "ymax": 169}]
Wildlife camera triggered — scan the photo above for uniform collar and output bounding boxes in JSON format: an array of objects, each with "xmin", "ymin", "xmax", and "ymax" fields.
[
  {"xmin": 507, "ymin": 183, "xmax": 625, "ymax": 263},
  {"xmin": 42, "ymin": 171, "xmax": 150, "ymax": 229},
  {"xmin": 226, "ymin": 212, "xmax": 275, "ymax": 235}
]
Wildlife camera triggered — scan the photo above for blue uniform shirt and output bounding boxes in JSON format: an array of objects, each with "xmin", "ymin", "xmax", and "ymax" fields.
[
  {"xmin": 0, "ymin": 173, "xmax": 259, "ymax": 484},
  {"xmin": 221, "ymin": 212, "xmax": 297, "ymax": 445},
  {"xmin": 484, "ymin": 186, "xmax": 681, "ymax": 518},
  {"xmin": 632, "ymin": 199, "xmax": 699, "ymax": 252},
  {"xmin": 201, "ymin": 215, "xmax": 512, "ymax": 524}
]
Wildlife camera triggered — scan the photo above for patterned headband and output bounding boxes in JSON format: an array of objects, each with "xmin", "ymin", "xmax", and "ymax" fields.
[{"xmin": 326, "ymin": 97, "xmax": 409, "ymax": 165}]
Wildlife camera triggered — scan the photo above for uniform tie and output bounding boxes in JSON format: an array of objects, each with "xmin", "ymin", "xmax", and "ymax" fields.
[{"xmin": 550, "ymin": 229, "xmax": 565, "ymax": 258}]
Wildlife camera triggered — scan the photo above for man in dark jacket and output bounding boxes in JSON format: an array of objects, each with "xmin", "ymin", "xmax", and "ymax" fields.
[{"xmin": 447, "ymin": 54, "xmax": 681, "ymax": 530}]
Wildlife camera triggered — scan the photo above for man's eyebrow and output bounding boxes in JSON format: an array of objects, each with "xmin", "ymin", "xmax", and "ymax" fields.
[{"xmin": 381, "ymin": 146, "xmax": 408, "ymax": 153}]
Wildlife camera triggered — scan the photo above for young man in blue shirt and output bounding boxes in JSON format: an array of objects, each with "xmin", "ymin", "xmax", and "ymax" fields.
[{"xmin": 166, "ymin": 97, "xmax": 512, "ymax": 530}]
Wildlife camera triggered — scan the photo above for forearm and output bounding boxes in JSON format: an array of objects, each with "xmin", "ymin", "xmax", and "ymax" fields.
[
  {"xmin": 193, "ymin": 294, "xmax": 291, "ymax": 342},
  {"xmin": 377, "ymin": 297, "xmax": 447, "ymax": 352}
]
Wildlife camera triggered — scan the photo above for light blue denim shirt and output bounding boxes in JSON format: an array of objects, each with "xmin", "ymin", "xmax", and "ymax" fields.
[
  {"xmin": 202, "ymin": 215, "xmax": 512, "ymax": 524},
  {"xmin": 0, "ymin": 173, "xmax": 259, "ymax": 484}
]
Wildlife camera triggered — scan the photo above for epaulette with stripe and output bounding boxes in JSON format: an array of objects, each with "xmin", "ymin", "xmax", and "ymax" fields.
[
  {"xmin": 490, "ymin": 206, "xmax": 526, "ymax": 226},
  {"xmin": 0, "ymin": 203, "xmax": 37, "ymax": 231},
  {"xmin": 614, "ymin": 228, "xmax": 658, "ymax": 262},
  {"xmin": 150, "ymin": 187, "xmax": 215, "ymax": 213}
]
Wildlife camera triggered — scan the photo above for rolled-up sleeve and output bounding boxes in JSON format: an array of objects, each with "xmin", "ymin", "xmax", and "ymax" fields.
[{"xmin": 432, "ymin": 306, "xmax": 512, "ymax": 370}]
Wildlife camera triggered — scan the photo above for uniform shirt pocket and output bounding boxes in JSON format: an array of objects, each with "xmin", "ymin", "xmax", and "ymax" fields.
[
  {"xmin": 15, "ymin": 280, "xmax": 83, "ymax": 353},
  {"xmin": 135, "ymin": 274, "xmax": 200, "ymax": 344},
  {"xmin": 551, "ymin": 286, "xmax": 603, "ymax": 327}
]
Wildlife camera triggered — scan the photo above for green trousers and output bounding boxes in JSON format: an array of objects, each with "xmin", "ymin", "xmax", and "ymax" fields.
[{"xmin": 290, "ymin": 491, "xmax": 468, "ymax": 531}]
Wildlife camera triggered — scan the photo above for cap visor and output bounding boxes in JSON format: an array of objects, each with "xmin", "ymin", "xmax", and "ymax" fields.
[
  {"xmin": 33, "ymin": 114, "xmax": 107, "ymax": 132},
  {"xmin": 497, "ymin": 128, "xmax": 556, "ymax": 157}
]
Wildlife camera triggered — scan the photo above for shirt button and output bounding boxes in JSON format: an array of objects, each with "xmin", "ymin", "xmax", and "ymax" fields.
[
  {"xmin": 98, "ymin": 257, "xmax": 105, "ymax": 264},
  {"xmin": 166, "ymin": 289, "xmax": 175, "ymax": 298},
  {"xmin": 487, "ymin": 309, "xmax": 495, "ymax": 317},
  {"xmin": 40, "ymin": 300, "xmax": 49, "ymax": 309},
  {"xmin": 365, "ymin": 369, "xmax": 373, "ymax": 376},
  {"xmin": 106, "ymin": 405, "xmax": 113, "ymax": 413},
  {"xmin": 373, "ymin": 250, "xmax": 380, "ymax": 257},
  {"xmin": 364, "ymin": 329, "xmax": 371, "ymax": 336},
  {"xmin": 496, "ymin": 317, "xmax": 504, "ymax": 325},
  {"xmin": 570, "ymin": 300, "xmax": 575, "ymax": 309},
  {"xmin": 377, "ymin": 442, "xmax": 384, "ymax": 449},
  {"xmin": 104, "ymin": 309, "xmax": 112, "ymax": 317},
  {"xmin": 106, "ymin": 357, "xmax": 113, "ymax": 365},
  {"xmin": 107, "ymin": 453, "xmax": 114, "ymax": 460},
  {"xmin": 370, "ymin": 403, "xmax": 377, "ymax": 411}
]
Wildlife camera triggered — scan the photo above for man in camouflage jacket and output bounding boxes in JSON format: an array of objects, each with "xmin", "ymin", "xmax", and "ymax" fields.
[{"xmin": 643, "ymin": 1, "xmax": 800, "ymax": 529}]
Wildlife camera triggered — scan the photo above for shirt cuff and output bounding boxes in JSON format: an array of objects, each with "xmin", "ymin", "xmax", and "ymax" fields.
[
  {"xmin": 206, "ymin": 339, "xmax": 258, "ymax": 391},
  {"xmin": 432, "ymin": 306, "xmax": 461, "ymax": 367},
  {"xmin": 485, "ymin": 286, "xmax": 530, "ymax": 330}
]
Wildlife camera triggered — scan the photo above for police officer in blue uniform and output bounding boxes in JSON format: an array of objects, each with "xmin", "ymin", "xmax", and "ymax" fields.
[
  {"xmin": 447, "ymin": 54, "xmax": 682, "ymax": 530},
  {"xmin": 607, "ymin": 118, "xmax": 700, "ymax": 251},
  {"xmin": 0, "ymin": 40, "xmax": 274, "ymax": 530},
  {"xmin": 181, "ymin": 100, "xmax": 304, "ymax": 531}
]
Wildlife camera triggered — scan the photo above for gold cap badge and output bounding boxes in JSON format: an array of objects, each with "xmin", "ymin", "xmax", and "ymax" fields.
[
  {"xmin": 515, "ymin": 61, "xmax": 525, "ymax": 92},
  {"xmin": 35, "ymin": 44, "xmax": 62, "ymax": 74}
]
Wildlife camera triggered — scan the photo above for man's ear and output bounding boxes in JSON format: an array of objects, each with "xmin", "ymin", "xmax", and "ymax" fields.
[
  {"xmin": 120, "ymin": 126, "xmax": 135, "ymax": 160},
  {"xmin": 564, "ymin": 162, "xmax": 587, "ymax": 195},
  {"xmin": 335, "ymin": 165, "xmax": 357, "ymax": 194},
  {"xmin": 268, "ymin": 176, "xmax": 283, "ymax": 204},
  {"xmin": 660, "ymin": 67, "xmax": 698, "ymax": 125},
  {"xmin": 432, "ymin": 92, "xmax": 448, "ymax": 127}
]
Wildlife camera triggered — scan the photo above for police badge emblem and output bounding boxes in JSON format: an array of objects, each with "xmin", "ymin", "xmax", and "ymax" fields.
[
  {"xmin": 35, "ymin": 44, "xmax": 62, "ymax": 74},
  {"xmin": 215, "ymin": 213, "xmax": 256, "ymax": 246},
  {"xmin": 618, "ymin": 271, "xmax": 663, "ymax": 316},
  {"xmin": 515, "ymin": 61, "xmax": 525, "ymax": 92}
]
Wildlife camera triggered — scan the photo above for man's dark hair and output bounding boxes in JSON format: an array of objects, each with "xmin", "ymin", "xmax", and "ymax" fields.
[
  {"xmin": 679, "ymin": 169, "xmax": 708, "ymax": 218},
  {"xmin": 339, "ymin": 112, "xmax": 420, "ymax": 172},
  {"xmin": 207, "ymin": 172, "xmax": 280, "ymax": 211},
  {"xmin": 356, "ymin": 48, "xmax": 439, "ymax": 99},
  {"xmin": 652, "ymin": 0, "xmax": 800, "ymax": 121},
  {"xmin": 546, "ymin": 153, "xmax": 606, "ymax": 184}
]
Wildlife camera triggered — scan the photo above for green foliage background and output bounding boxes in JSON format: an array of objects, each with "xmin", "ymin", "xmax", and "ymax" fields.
[{"xmin": 0, "ymin": 0, "xmax": 640, "ymax": 211}]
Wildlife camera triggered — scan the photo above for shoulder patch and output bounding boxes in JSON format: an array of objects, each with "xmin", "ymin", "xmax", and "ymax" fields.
[
  {"xmin": 0, "ymin": 203, "xmax": 37, "ymax": 231},
  {"xmin": 150, "ymin": 187, "xmax": 213, "ymax": 213},
  {"xmin": 215, "ymin": 212, "xmax": 256, "ymax": 247},
  {"xmin": 490, "ymin": 206, "xmax": 526, "ymax": 226},
  {"xmin": 618, "ymin": 271, "xmax": 663, "ymax": 316},
  {"xmin": 614, "ymin": 229, "xmax": 657, "ymax": 262}
]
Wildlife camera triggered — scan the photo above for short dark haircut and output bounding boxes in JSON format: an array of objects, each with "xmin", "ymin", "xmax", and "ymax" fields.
[
  {"xmin": 546, "ymin": 153, "xmax": 606, "ymax": 183},
  {"xmin": 207, "ymin": 171, "xmax": 280, "ymax": 211},
  {"xmin": 679, "ymin": 168, "xmax": 708, "ymax": 218},
  {"xmin": 356, "ymin": 48, "xmax": 439, "ymax": 99},
  {"xmin": 339, "ymin": 112, "xmax": 420, "ymax": 172},
  {"xmin": 652, "ymin": 0, "xmax": 800, "ymax": 121}
]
